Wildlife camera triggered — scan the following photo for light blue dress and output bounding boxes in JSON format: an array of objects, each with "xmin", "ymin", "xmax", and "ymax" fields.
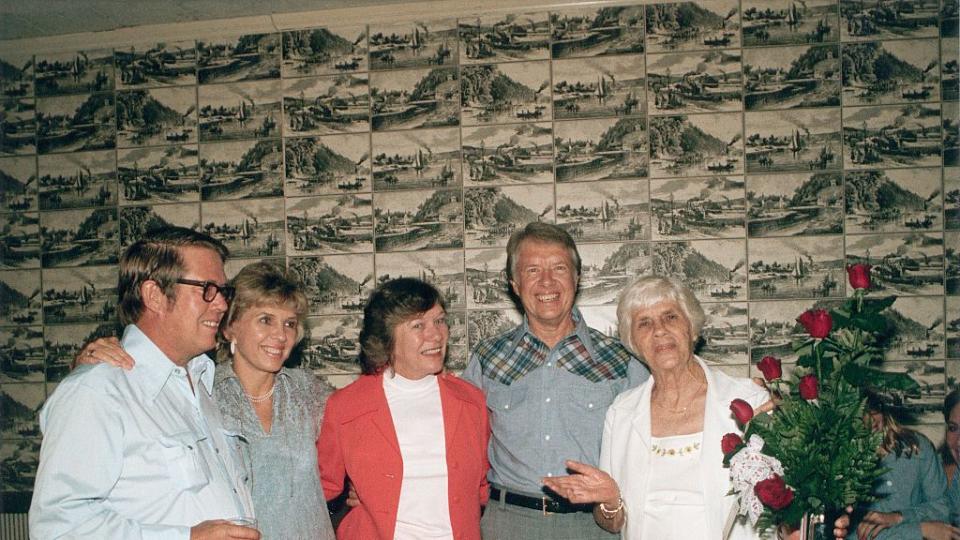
[{"xmin": 215, "ymin": 364, "xmax": 336, "ymax": 540}]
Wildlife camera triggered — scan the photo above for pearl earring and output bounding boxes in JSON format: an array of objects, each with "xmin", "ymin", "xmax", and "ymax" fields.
[{"xmin": 230, "ymin": 341, "xmax": 236, "ymax": 355}]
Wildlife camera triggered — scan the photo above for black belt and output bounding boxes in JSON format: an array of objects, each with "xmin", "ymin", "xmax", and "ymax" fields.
[{"xmin": 490, "ymin": 486, "xmax": 593, "ymax": 515}]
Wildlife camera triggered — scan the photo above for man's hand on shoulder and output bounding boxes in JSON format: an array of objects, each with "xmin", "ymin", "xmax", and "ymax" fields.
[{"xmin": 190, "ymin": 520, "xmax": 260, "ymax": 539}]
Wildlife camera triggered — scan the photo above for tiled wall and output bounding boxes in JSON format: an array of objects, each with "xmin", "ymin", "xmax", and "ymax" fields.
[{"xmin": 1, "ymin": 0, "xmax": 957, "ymax": 516}]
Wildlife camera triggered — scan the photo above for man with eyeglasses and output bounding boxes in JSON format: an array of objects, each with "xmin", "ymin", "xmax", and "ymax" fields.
[{"xmin": 30, "ymin": 227, "xmax": 260, "ymax": 540}]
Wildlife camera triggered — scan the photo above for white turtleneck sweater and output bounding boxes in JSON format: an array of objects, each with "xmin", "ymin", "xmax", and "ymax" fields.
[{"xmin": 383, "ymin": 372, "xmax": 453, "ymax": 539}]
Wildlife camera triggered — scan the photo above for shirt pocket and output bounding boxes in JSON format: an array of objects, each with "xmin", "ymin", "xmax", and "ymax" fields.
[
  {"xmin": 156, "ymin": 431, "xmax": 211, "ymax": 492},
  {"xmin": 485, "ymin": 383, "xmax": 528, "ymax": 440},
  {"xmin": 570, "ymin": 383, "xmax": 615, "ymax": 416}
]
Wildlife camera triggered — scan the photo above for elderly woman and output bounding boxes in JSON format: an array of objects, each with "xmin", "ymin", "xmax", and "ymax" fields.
[
  {"xmin": 544, "ymin": 276, "xmax": 852, "ymax": 540},
  {"xmin": 544, "ymin": 275, "xmax": 767, "ymax": 539},
  {"xmin": 77, "ymin": 262, "xmax": 336, "ymax": 539},
  {"xmin": 317, "ymin": 277, "xmax": 489, "ymax": 540}
]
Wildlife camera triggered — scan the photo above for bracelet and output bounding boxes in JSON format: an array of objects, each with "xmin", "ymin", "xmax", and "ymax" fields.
[{"xmin": 598, "ymin": 497, "xmax": 624, "ymax": 519}]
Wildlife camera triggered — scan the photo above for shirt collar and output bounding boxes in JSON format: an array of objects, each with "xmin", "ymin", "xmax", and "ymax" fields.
[
  {"xmin": 518, "ymin": 307, "xmax": 592, "ymax": 350},
  {"xmin": 121, "ymin": 324, "xmax": 216, "ymax": 400}
]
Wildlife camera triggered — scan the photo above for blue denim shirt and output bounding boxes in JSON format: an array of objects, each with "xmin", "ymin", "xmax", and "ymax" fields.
[
  {"xmin": 847, "ymin": 435, "xmax": 950, "ymax": 540},
  {"xmin": 462, "ymin": 309, "xmax": 649, "ymax": 494}
]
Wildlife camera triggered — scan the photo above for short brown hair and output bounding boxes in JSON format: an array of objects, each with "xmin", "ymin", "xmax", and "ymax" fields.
[
  {"xmin": 359, "ymin": 278, "xmax": 446, "ymax": 375},
  {"xmin": 505, "ymin": 222, "xmax": 581, "ymax": 283},
  {"xmin": 117, "ymin": 227, "xmax": 228, "ymax": 326},
  {"xmin": 217, "ymin": 261, "xmax": 309, "ymax": 364}
]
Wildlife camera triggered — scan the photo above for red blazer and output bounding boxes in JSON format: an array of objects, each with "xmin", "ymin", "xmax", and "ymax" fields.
[{"xmin": 317, "ymin": 372, "xmax": 490, "ymax": 540}]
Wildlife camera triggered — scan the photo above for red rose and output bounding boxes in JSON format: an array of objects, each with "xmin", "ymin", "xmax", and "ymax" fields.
[
  {"xmin": 721, "ymin": 433, "xmax": 743, "ymax": 455},
  {"xmin": 846, "ymin": 264, "xmax": 872, "ymax": 290},
  {"xmin": 757, "ymin": 356, "xmax": 782, "ymax": 381},
  {"xmin": 754, "ymin": 474, "xmax": 795, "ymax": 510},
  {"xmin": 798, "ymin": 374, "xmax": 819, "ymax": 400},
  {"xmin": 797, "ymin": 309, "xmax": 832, "ymax": 339},
  {"xmin": 730, "ymin": 398, "xmax": 754, "ymax": 425}
]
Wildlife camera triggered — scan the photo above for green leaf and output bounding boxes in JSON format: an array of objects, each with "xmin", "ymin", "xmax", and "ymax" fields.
[
  {"xmin": 848, "ymin": 313, "xmax": 888, "ymax": 334},
  {"xmin": 861, "ymin": 296, "xmax": 896, "ymax": 314},
  {"xmin": 840, "ymin": 365, "xmax": 921, "ymax": 393}
]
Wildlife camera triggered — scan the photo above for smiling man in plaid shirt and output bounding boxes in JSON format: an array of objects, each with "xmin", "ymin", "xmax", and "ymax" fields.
[{"xmin": 462, "ymin": 222, "xmax": 649, "ymax": 540}]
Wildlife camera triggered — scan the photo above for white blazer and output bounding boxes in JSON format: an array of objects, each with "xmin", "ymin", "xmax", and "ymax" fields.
[{"xmin": 599, "ymin": 356, "xmax": 769, "ymax": 540}]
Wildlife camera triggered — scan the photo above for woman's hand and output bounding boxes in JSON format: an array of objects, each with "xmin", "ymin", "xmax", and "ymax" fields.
[
  {"xmin": 73, "ymin": 337, "xmax": 135, "ymax": 370},
  {"xmin": 857, "ymin": 511, "xmax": 902, "ymax": 540},
  {"xmin": 921, "ymin": 521, "xmax": 960, "ymax": 540},
  {"xmin": 541, "ymin": 460, "xmax": 620, "ymax": 506},
  {"xmin": 751, "ymin": 377, "xmax": 778, "ymax": 415}
]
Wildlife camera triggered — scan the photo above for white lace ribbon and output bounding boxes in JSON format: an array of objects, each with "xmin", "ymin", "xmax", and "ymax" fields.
[{"xmin": 728, "ymin": 435, "xmax": 785, "ymax": 525}]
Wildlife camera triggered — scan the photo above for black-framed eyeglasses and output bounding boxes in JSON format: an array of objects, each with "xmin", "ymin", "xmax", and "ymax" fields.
[{"xmin": 175, "ymin": 279, "xmax": 234, "ymax": 302}]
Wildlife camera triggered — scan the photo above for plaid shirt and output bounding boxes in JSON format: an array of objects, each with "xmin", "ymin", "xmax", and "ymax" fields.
[
  {"xmin": 462, "ymin": 308, "xmax": 649, "ymax": 494},
  {"xmin": 472, "ymin": 310, "xmax": 635, "ymax": 385}
]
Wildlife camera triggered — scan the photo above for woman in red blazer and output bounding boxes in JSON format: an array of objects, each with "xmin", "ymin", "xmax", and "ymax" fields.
[{"xmin": 317, "ymin": 278, "xmax": 490, "ymax": 540}]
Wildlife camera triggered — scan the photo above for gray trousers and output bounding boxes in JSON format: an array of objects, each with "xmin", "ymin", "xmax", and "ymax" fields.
[{"xmin": 481, "ymin": 494, "xmax": 619, "ymax": 540}]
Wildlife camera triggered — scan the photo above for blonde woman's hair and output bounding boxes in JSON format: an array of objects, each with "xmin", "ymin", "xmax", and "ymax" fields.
[
  {"xmin": 216, "ymin": 261, "xmax": 309, "ymax": 364},
  {"xmin": 868, "ymin": 394, "xmax": 921, "ymax": 458}
]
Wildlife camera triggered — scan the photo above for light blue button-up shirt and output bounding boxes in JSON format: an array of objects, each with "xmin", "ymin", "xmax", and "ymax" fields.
[
  {"xmin": 29, "ymin": 325, "xmax": 255, "ymax": 540},
  {"xmin": 463, "ymin": 312, "xmax": 649, "ymax": 494}
]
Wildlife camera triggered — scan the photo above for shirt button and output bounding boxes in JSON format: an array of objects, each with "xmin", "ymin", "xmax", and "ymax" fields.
[
  {"xmin": 886, "ymin": 480, "xmax": 893, "ymax": 486},
  {"xmin": 504, "ymin": 404, "xmax": 509, "ymax": 409},
  {"xmin": 546, "ymin": 362, "xmax": 553, "ymax": 367},
  {"xmin": 545, "ymin": 397, "xmax": 551, "ymax": 403},
  {"xmin": 588, "ymin": 403, "xmax": 594, "ymax": 409},
  {"xmin": 545, "ymin": 435, "xmax": 551, "ymax": 441},
  {"xmin": 546, "ymin": 472, "xmax": 553, "ymax": 477}
]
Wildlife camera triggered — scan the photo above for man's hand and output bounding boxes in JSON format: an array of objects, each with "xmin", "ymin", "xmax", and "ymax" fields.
[
  {"xmin": 73, "ymin": 337, "xmax": 135, "ymax": 370},
  {"xmin": 541, "ymin": 460, "xmax": 620, "ymax": 506},
  {"xmin": 857, "ymin": 511, "xmax": 902, "ymax": 540},
  {"xmin": 346, "ymin": 483, "xmax": 360, "ymax": 508},
  {"xmin": 190, "ymin": 520, "xmax": 260, "ymax": 539}
]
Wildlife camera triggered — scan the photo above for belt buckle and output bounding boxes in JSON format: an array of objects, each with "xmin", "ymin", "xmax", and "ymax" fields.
[{"xmin": 542, "ymin": 496, "xmax": 552, "ymax": 516}]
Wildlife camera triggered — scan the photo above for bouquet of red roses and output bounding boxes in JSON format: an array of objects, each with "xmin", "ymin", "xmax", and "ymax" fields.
[{"xmin": 722, "ymin": 264, "xmax": 919, "ymax": 534}]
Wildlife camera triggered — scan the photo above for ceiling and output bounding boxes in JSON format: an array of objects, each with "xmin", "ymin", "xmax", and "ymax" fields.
[{"xmin": 0, "ymin": 0, "xmax": 412, "ymax": 42}]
